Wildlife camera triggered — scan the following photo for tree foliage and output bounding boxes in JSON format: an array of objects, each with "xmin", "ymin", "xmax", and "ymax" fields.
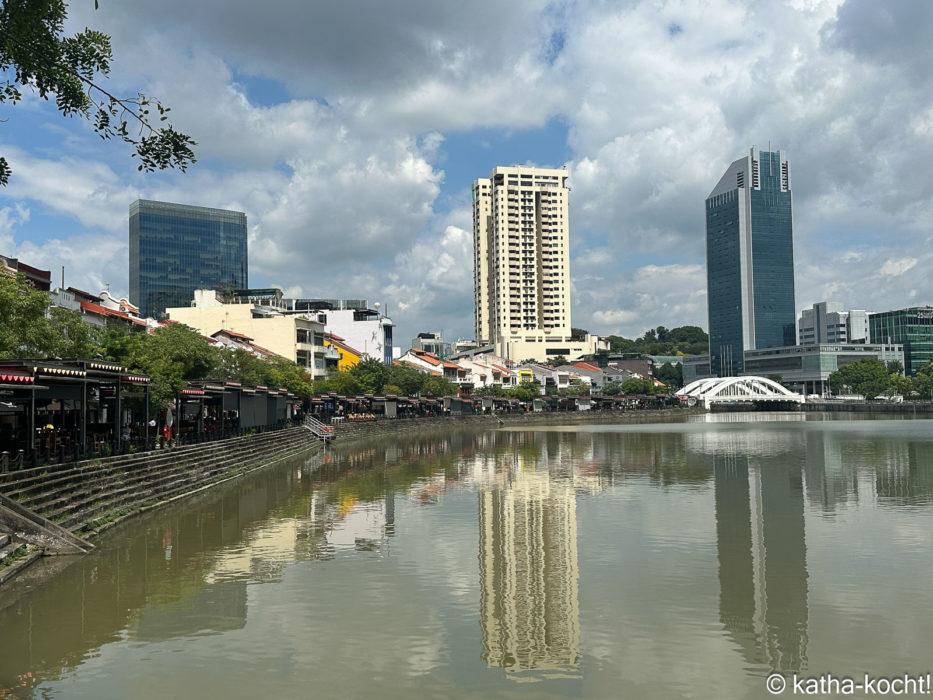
[
  {"xmin": 828, "ymin": 358, "xmax": 892, "ymax": 400},
  {"xmin": 601, "ymin": 381, "xmax": 623, "ymax": 396},
  {"xmin": 620, "ymin": 378, "xmax": 656, "ymax": 395},
  {"xmin": 560, "ymin": 378, "xmax": 590, "ymax": 396},
  {"xmin": 0, "ymin": 0, "xmax": 195, "ymax": 185},
  {"xmin": 653, "ymin": 361, "xmax": 682, "ymax": 388},
  {"xmin": 606, "ymin": 325, "xmax": 708, "ymax": 357}
]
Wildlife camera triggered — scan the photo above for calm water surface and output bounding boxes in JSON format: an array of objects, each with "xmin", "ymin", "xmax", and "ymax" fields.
[{"xmin": 2, "ymin": 413, "xmax": 933, "ymax": 699}]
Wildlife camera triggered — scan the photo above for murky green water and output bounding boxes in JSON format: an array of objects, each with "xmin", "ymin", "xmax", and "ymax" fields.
[{"xmin": 2, "ymin": 413, "xmax": 933, "ymax": 699}]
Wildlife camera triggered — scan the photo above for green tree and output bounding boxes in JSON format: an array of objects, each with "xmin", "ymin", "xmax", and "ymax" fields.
[
  {"xmin": 421, "ymin": 375, "xmax": 457, "ymax": 397},
  {"xmin": 620, "ymin": 378, "xmax": 655, "ymax": 395},
  {"xmin": 214, "ymin": 347, "xmax": 267, "ymax": 386},
  {"xmin": 0, "ymin": 0, "xmax": 196, "ymax": 185},
  {"xmin": 601, "ymin": 381, "xmax": 622, "ymax": 396},
  {"xmin": 570, "ymin": 327, "xmax": 588, "ymax": 340},
  {"xmin": 0, "ymin": 270, "xmax": 56, "ymax": 357},
  {"xmin": 264, "ymin": 355, "xmax": 313, "ymax": 396},
  {"xmin": 890, "ymin": 374, "xmax": 913, "ymax": 399},
  {"xmin": 828, "ymin": 358, "xmax": 892, "ymax": 400},
  {"xmin": 128, "ymin": 323, "xmax": 217, "ymax": 408},
  {"xmin": 314, "ymin": 369, "xmax": 362, "ymax": 396},
  {"xmin": 507, "ymin": 382, "xmax": 540, "ymax": 402},
  {"xmin": 560, "ymin": 378, "xmax": 590, "ymax": 396},
  {"xmin": 886, "ymin": 359, "xmax": 904, "ymax": 376},
  {"xmin": 387, "ymin": 363, "xmax": 426, "ymax": 396},
  {"xmin": 349, "ymin": 357, "xmax": 390, "ymax": 394},
  {"xmin": 546, "ymin": 355, "xmax": 567, "ymax": 367},
  {"xmin": 654, "ymin": 361, "xmax": 682, "ymax": 387},
  {"xmin": 914, "ymin": 373, "xmax": 933, "ymax": 400},
  {"xmin": 48, "ymin": 306, "xmax": 102, "ymax": 358}
]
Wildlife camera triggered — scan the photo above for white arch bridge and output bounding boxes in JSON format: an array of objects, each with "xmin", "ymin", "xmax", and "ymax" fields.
[{"xmin": 678, "ymin": 376, "xmax": 805, "ymax": 410}]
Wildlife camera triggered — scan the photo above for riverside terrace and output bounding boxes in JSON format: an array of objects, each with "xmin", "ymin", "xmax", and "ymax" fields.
[{"xmin": 0, "ymin": 359, "xmax": 301, "ymax": 469}]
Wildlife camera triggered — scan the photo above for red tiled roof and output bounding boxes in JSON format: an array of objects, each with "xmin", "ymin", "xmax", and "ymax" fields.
[
  {"xmin": 80, "ymin": 300, "xmax": 147, "ymax": 326},
  {"xmin": 411, "ymin": 350, "xmax": 441, "ymax": 366},
  {"xmin": 245, "ymin": 342, "xmax": 283, "ymax": 359},
  {"xmin": 572, "ymin": 362, "xmax": 602, "ymax": 372},
  {"xmin": 214, "ymin": 328, "xmax": 254, "ymax": 341}
]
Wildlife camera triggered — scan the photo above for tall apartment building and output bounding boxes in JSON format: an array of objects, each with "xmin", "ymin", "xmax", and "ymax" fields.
[
  {"xmin": 706, "ymin": 148, "xmax": 796, "ymax": 376},
  {"xmin": 473, "ymin": 166, "xmax": 597, "ymax": 362},
  {"xmin": 129, "ymin": 199, "xmax": 248, "ymax": 318},
  {"xmin": 798, "ymin": 302, "xmax": 871, "ymax": 345}
]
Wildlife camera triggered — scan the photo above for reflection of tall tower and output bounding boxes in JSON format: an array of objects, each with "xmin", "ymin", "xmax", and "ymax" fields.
[
  {"xmin": 711, "ymin": 437, "xmax": 809, "ymax": 672},
  {"xmin": 478, "ymin": 469, "xmax": 580, "ymax": 678}
]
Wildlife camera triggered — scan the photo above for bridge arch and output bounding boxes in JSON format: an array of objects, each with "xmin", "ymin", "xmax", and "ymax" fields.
[{"xmin": 678, "ymin": 376, "xmax": 804, "ymax": 409}]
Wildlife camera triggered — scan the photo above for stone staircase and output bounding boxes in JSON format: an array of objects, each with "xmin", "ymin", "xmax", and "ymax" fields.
[{"xmin": 0, "ymin": 427, "xmax": 320, "ymax": 541}]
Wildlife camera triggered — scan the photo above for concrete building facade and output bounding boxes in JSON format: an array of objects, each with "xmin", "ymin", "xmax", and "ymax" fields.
[
  {"xmin": 798, "ymin": 302, "xmax": 871, "ymax": 345},
  {"xmin": 166, "ymin": 289, "xmax": 327, "ymax": 379},
  {"xmin": 285, "ymin": 299, "xmax": 394, "ymax": 365},
  {"xmin": 742, "ymin": 343, "xmax": 904, "ymax": 395},
  {"xmin": 472, "ymin": 166, "xmax": 600, "ymax": 362}
]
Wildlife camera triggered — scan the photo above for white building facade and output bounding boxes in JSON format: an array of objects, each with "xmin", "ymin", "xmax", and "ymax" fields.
[{"xmin": 798, "ymin": 302, "xmax": 871, "ymax": 345}]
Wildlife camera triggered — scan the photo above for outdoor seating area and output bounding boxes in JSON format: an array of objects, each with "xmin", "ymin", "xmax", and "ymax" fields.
[{"xmin": 0, "ymin": 359, "xmax": 304, "ymax": 469}]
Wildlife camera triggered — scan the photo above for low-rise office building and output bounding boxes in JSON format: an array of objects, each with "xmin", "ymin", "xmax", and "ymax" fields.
[
  {"xmin": 742, "ymin": 343, "xmax": 904, "ymax": 395},
  {"xmin": 868, "ymin": 307, "xmax": 933, "ymax": 376}
]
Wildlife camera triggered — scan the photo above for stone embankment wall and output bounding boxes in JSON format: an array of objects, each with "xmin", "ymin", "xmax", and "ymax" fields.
[
  {"xmin": 0, "ymin": 427, "xmax": 322, "ymax": 585},
  {"xmin": 332, "ymin": 408, "xmax": 699, "ymax": 444},
  {"xmin": 804, "ymin": 402, "xmax": 933, "ymax": 415}
]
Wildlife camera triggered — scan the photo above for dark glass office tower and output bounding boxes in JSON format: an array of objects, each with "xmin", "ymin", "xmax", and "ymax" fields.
[
  {"xmin": 705, "ymin": 148, "xmax": 796, "ymax": 376},
  {"xmin": 129, "ymin": 199, "xmax": 247, "ymax": 318}
]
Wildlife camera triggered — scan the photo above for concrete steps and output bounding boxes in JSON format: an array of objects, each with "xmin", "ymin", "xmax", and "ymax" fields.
[{"xmin": 0, "ymin": 427, "xmax": 320, "ymax": 538}]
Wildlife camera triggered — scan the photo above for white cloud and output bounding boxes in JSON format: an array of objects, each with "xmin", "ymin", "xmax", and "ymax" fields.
[
  {"xmin": 879, "ymin": 257, "xmax": 918, "ymax": 277},
  {"xmin": 6, "ymin": 0, "xmax": 933, "ymax": 345}
]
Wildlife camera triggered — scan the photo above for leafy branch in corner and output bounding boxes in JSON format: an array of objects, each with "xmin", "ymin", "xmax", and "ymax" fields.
[{"xmin": 0, "ymin": 0, "xmax": 196, "ymax": 185}]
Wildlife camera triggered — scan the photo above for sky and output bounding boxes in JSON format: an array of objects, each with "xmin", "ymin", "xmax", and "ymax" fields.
[{"xmin": 1, "ymin": 0, "xmax": 932, "ymax": 346}]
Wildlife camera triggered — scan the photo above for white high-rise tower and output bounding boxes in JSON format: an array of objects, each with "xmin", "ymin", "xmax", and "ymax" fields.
[{"xmin": 473, "ymin": 166, "xmax": 597, "ymax": 362}]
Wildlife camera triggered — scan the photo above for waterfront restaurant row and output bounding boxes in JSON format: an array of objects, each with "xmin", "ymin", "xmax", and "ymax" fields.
[
  {"xmin": 0, "ymin": 359, "xmax": 300, "ymax": 460},
  {"xmin": 307, "ymin": 391, "xmax": 676, "ymax": 420}
]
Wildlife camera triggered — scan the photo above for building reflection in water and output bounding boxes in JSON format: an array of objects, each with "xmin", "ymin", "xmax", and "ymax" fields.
[
  {"xmin": 696, "ymin": 431, "xmax": 809, "ymax": 673},
  {"xmin": 471, "ymin": 432, "xmax": 586, "ymax": 680}
]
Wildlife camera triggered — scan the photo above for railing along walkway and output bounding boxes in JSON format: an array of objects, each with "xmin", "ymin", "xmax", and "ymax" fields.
[{"xmin": 303, "ymin": 415, "xmax": 335, "ymax": 441}]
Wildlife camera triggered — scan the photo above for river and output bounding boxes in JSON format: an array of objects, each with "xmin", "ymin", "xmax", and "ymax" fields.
[{"xmin": 2, "ymin": 412, "xmax": 932, "ymax": 699}]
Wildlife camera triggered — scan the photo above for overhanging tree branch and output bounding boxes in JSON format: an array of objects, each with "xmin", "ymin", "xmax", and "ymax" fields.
[{"xmin": 0, "ymin": 0, "xmax": 196, "ymax": 185}]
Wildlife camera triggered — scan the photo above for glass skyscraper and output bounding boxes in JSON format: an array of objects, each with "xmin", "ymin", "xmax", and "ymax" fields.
[
  {"xmin": 705, "ymin": 148, "xmax": 796, "ymax": 376},
  {"xmin": 868, "ymin": 307, "xmax": 933, "ymax": 376},
  {"xmin": 129, "ymin": 199, "xmax": 248, "ymax": 318}
]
